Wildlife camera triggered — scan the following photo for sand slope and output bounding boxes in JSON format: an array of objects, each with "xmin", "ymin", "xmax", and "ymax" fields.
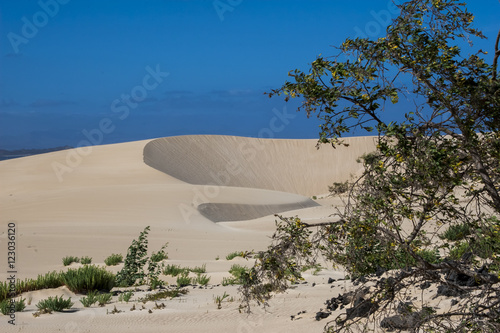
[{"xmin": 144, "ymin": 135, "xmax": 377, "ymax": 196}]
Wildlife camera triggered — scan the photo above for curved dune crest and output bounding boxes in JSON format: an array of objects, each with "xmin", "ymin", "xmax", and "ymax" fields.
[{"xmin": 144, "ymin": 135, "xmax": 377, "ymax": 196}]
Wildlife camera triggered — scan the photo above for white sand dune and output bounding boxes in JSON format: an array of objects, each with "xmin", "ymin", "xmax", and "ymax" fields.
[
  {"xmin": 0, "ymin": 135, "xmax": 377, "ymax": 332},
  {"xmin": 144, "ymin": 135, "xmax": 377, "ymax": 196}
]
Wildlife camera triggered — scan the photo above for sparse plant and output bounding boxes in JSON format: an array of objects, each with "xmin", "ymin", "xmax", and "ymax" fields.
[
  {"xmin": 79, "ymin": 290, "xmax": 98, "ymax": 307},
  {"xmin": 194, "ymin": 274, "xmax": 210, "ymax": 286},
  {"xmin": 96, "ymin": 293, "xmax": 112, "ymax": 307},
  {"xmin": 118, "ymin": 291, "xmax": 134, "ymax": 303},
  {"xmin": 176, "ymin": 272, "xmax": 192, "ymax": 287},
  {"xmin": 328, "ymin": 181, "xmax": 349, "ymax": 195},
  {"xmin": 62, "ymin": 256, "xmax": 80, "ymax": 266},
  {"xmin": 138, "ymin": 288, "xmax": 188, "ymax": 303},
  {"xmin": 214, "ymin": 292, "xmax": 230, "ymax": 309},
  {"xmin": 0, "ymin": 297, "xmax": 26, "ymax": 315},
  {"xmin": 163, "ymin": 264, "xmax": 186, "ymax": 277},
  {"xmin": 226, "ymin": 251, "xmax": 243, "ymax": 260},
  {"xmin": 104, "ymin": 253, "xmax": 123, "ymax": 266},
  {"xmin": 80, "ymin": 256, "xmax": 92, "ymax": 265},
  {"xmin": 36, "ymin": 295, "xmax": 73, "ymax": 312},
  {"xmin": 190, "ymin": 264, "xmax": 207, "ymax": 274}
]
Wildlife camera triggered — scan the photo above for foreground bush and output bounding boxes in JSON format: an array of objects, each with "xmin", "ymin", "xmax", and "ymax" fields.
[
  {"xmin": 36, "ymin": 295, "xmax": 73, "ymax": 312},
  {"xmin": 61, "ymin": 265, "xmax": 115, "ymax": 294},
  {"xmin": 0, "ymin": 271, "xmax": 63, "ymax": 302}
]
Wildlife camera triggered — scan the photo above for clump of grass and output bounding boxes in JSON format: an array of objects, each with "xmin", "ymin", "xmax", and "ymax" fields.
[
  {"xmin": 163, "ymin": 264, "xmax": 188, "ymax": 277},
  {"xmin": 225, "ymin": 251, "xmax": 243, "ymax": 261},
  {"xmin": 138, "ymin": 288, "xmax": 188, "ymax": 303},
  {"xmin": 36, "ymin": 295, "xmax": 73, "ymax": 313},
  {"xmin": 176, "ymin": 272, "xmax": 192, "ymax": 287},
  {"xmin": 440, "ymin": 223, "xmax": 472, "ymax": 241},
  {"xmin": 104, "ymin": 253, "xmax": 123, "ymax": 266},
  {"xmin": 118, "ymin": 291, "xmax": 134, "ymax": 303},
  {"xmin": 190, "ymin": 264, "xmax": 206, "ymax": 274},
  {"xmin": 228, "ymin": 264, "xmax": 249, "ymax": 284},
  {"xmin": 194, "ymin": 274, "xmax": 210, "ymax": 286},
  {"xmin": 80, "ymin": 256, "xmax": 92, "ymax": 265},
  {"xmin": 0, "ymin": 297, "xmax": 26, "ymax": 315},
  {"xmin": 62, "ymin": 256, "xmax": 80, "ymax": 266},
  {"xmin": 96, "ymin": 293, "xmax": 113, "ymax": 307},
  {"xmin": 80, "ymin": 291, "xmax": 98, "ymax": 307},
  {"xmin": 0, "ymin": 271, "xmax": 64, "ymax": 302},
  {"xmin": 61, "ymin": 265, "xmax": 115, "ymax": 294}
]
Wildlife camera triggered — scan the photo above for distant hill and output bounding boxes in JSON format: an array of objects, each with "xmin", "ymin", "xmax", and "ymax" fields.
[{"xmin": 0, "ymin": 146, "xmax": 73, "ymax": 161}]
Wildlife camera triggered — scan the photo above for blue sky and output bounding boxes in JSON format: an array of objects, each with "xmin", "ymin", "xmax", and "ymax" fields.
[{"xmin": 0, "ymin": 0, "xmax": 498, "ymax": 149}]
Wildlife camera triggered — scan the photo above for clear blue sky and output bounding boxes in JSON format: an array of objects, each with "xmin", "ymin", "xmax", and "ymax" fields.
[{"xmin": 0, "ymin": 0, "xmax": 498, "ymax": 149}]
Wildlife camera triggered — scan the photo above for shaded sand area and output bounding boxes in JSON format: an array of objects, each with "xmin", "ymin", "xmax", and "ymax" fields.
[{"xmin": 0, "ymin": 135, "xmax": 378, "ymax": 332}]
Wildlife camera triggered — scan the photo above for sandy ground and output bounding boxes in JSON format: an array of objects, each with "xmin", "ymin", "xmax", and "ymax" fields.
[{"xmin": 0, "ymin": 135, "xmax": 377, "ymax": 332}]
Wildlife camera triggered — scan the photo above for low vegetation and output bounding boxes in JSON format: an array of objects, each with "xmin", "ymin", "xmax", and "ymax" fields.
[
  {"xmin": 62, "ymin": 256, "xmax": 80, "ymax": 266},
  {"xmin": 36, "ymin": 295, "xmax": 73, "ymax": 313},
  {"xmin": 61, "ymin": 265, "xmax": 115, "ymax": 294},
  {"xmin": 0, "ymin": 297, "xmax": 26, "ymax": 315},
  {"xmin": 104, "ymin": 253, "xmax": 123, "ymax": 266}
]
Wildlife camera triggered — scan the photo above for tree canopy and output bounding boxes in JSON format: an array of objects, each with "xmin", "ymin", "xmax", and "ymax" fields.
[{"xmin": 239, "ymin": 0, "xmax": 500, "ymax": 331}]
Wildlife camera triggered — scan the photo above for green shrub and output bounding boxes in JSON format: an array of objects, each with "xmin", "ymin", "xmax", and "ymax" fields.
[
  {"xmin": 96, "ymin": 293, "xmax": 112, "ymax": 306},
  {"xmin": 194, "ymin": 274, "xmax": 210, "ymax": 286},
  {"xmin": 163, "ymin": 264, "xmax": 186, "ymax": 276},
  {"xmin": 190, "ymin": 264, "xmax": 207, "ymax": 274},
  {"xmin": 0, "ymin": 297, "xmax": 26, "ymax": 315},
  {"xmin": 36, "ymin": 295, "xmax": 73, "ymax": 312},
  {"xmin": 226, "ymin": 251, "xmax": 243, "ymax": 260},
  {"xmin": 226, "ymin": 264, "xmax": 250, "ymax": 285},
  {"xmin": 79, "ymin": 291, "xmax": 98, "ymax": 307},
  {"xmin": 80, "ymin": 256, "xmax": 92, "ymax": 265},
  {"xmin": 0, "ymin": 271, "xmax": 64, "ymax": 302},
  {"xmin": 176, "ymin": 272, "xmax": 192, "ymax": 287},
  {"xmin": 118, "ymin": 291, "xmax": 134, "ymax": 303},
  {"xmin": 115, "ymin": 227, "xmax": 150, "ymax": 287},
  {"xmin": 62, "ymin": 256, "xmax": 80, "ymax": 266},
  {"xmin": 61, "ymin": 265, "xmax": 115, "ymax": 294},
  {"xmin": 104, "ymin": 254, "xmax": 123, "ymax": 266},
  {"xmin": 440, "ymin": 223, "xmax": 472, "ymax": 241},
  {"xmin": 138, "ymin": 288, "xmax": 188, "ymax": 303}
]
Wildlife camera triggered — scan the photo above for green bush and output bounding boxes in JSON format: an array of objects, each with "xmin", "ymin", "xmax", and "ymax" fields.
[
  {"xmin": 190, "ymin": 264, "xmax": 207, "ymax": 274},
  {"xmin": 163, "ymin": 264, "xmax": 186, "ymax": 276},
  {"xmin": 440, "ymin": 223, "xmax": 472, "ymax": 241},
  {"xmin": 0, "ymin": 271, "xmax": 63, "ymax": 302},
  {"xmin": 104, "ymin": 254, "xmax": 123, "ymax": 266},
  {"xmin": 61, "ymin": 265, "xmax": 115, "ymax": 294},
  {"xmin": 176, "ymin": 272, "xmax": 192, "ymax": 287},
  {"xmin": 96, "ymin": 293, "xmax": 112, "ymax": 306},
  {"xmin": 194, "ymin": 274, "xmax": 210, "ymax": 286},
  {"xmin": 62, "ymin": 256, "xmax": 80, "ymax": 266},
  {"xmin": 79, "ymin": 291, "xmax": 98, "ymax": 307},
  {"xmin": 118, "ymin": 291, "xmax": 134, "ymax": 303},
  {"xmin": 224, "ymin": 264, "xmax": 250, "ymax": 285},
  {"xmin": 36, "ymin": 295, "xmax": 73, "ymax": 312},
  {"xmin": 0, "ymin": 297, "xmax": 26, "ymax": 315},
  {"xmin": 80, "ymin": 256, "xmax": 92, "ymax": 265},
  {"xmin": 115, "ymin": 227, "xmax": 150, "ymax": 287}
]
